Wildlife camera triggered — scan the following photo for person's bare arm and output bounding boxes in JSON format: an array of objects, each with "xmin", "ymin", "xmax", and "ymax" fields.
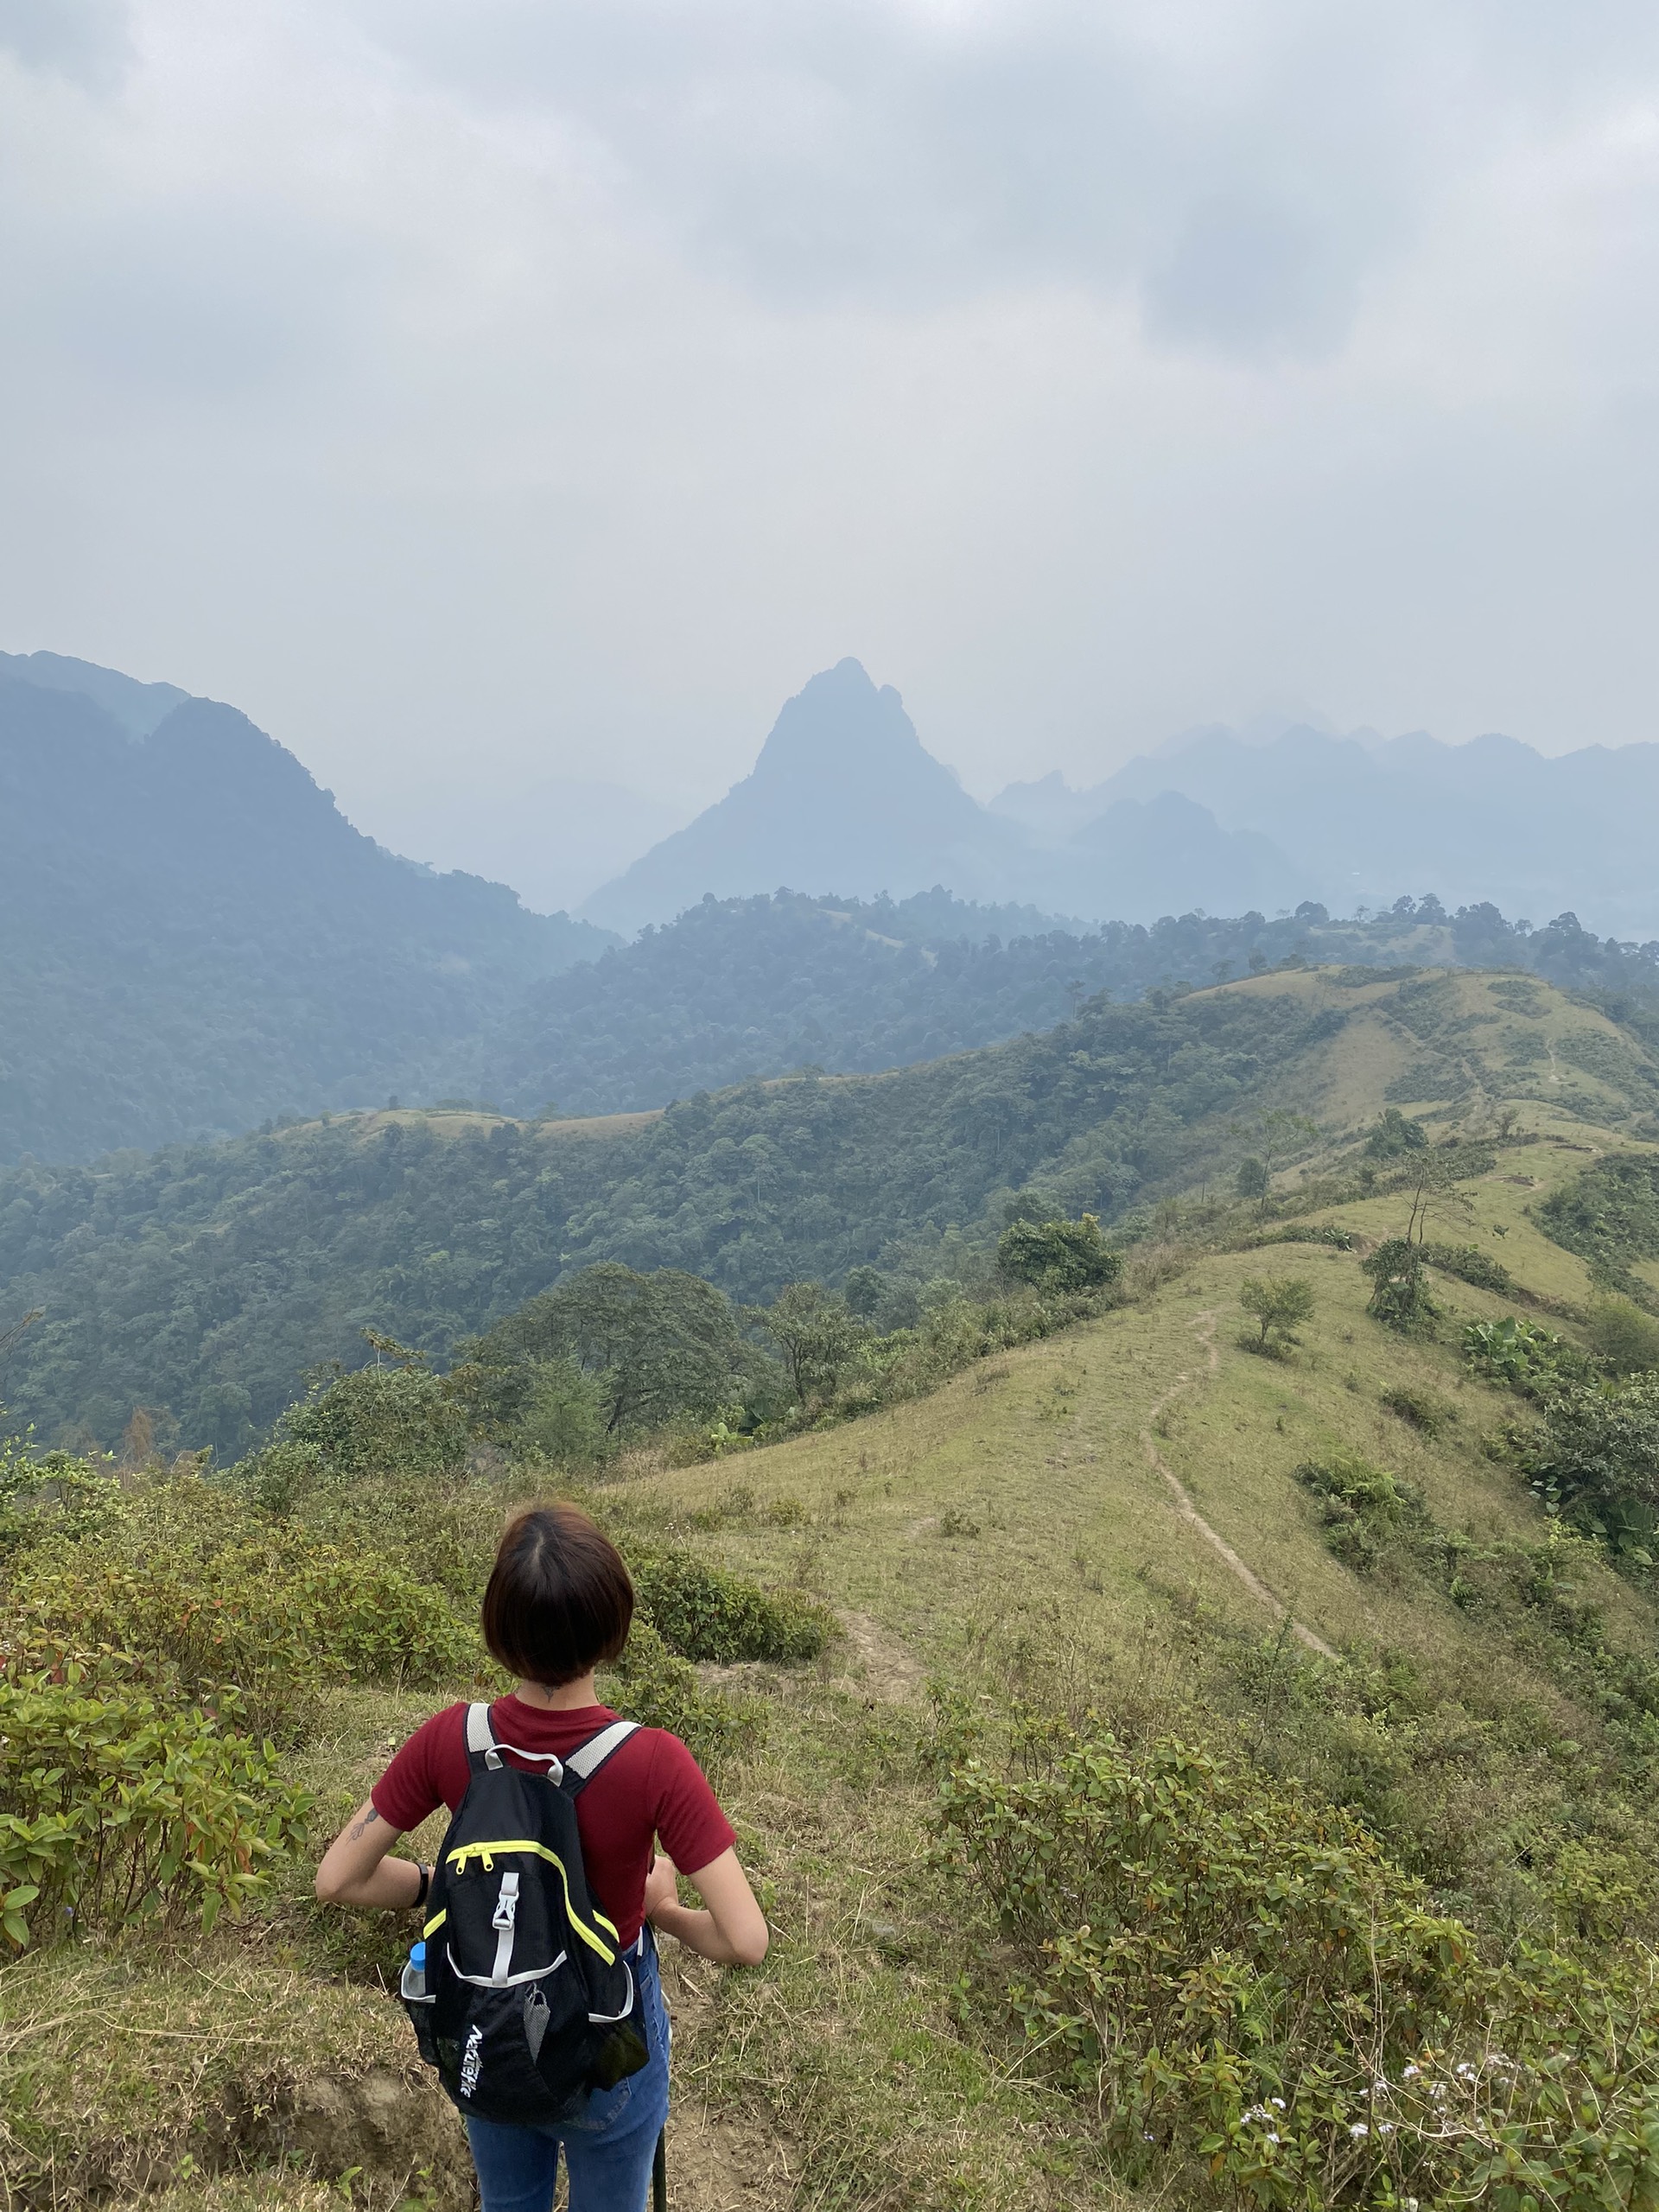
[
  {"xmin": 315, "ymin": 1797, "xmax": 429, "ymax": 1910},
  {"xmin": 645, "ymin": 1848, "xmax": 767, "ymax": 1966}
]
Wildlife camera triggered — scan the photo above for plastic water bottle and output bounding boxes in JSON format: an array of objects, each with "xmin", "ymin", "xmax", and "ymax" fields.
[{"xmin": 401, "ymin": 1939, "xmax": 427, "ymax": 2001}]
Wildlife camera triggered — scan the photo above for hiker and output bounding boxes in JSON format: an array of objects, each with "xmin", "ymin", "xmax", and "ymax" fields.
[{"xmin": 315, "ymin": 1502, "xmax": 768, "ymax": 2212}]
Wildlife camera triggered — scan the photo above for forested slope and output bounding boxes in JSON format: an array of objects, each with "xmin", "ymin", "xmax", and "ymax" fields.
[
  {"xmin": 0, "ymin": 671, "xmax": 609, "ymax": 1162},
  {"xmin": 6, "ymin": 967, "xmax": 1659, "ymax": 1455},
  {"xmin": 479, "ymin": 888, "xmax": 1659, "ymax": 1118}
]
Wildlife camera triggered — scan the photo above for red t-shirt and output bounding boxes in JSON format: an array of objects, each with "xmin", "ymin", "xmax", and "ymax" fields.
[{"xmin": 372, "ymin": 1695, "xmax": 735, "ymax": 1948}]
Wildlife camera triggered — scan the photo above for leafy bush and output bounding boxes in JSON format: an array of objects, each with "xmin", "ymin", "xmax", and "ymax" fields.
[
  {"xmin": 1362, "ymin": 1239, "xmax": 1440, "ymax": 1333},
  {"xmin": 1531, "ymin": 1376, "xmax": 1659, "ymax": 1562},
  {"xmin": 1420, "ymin": 1240, "xmax": 1513, "ymax": 1293},
  {"xmin": 1294, "ymin": 1452, "xmax": 1429, "ymax": 1573},
  {"xmin": 1272, "ymin": 1224, "xmax": 1354, "ymax": 1249},
  {"xmin": 0, "ymin": 1442, "xmax": 126, "ymax": 1556},
  {"xmin": 995, "ymin": 1214, "xmax": 1122, "ymax": 1294},
  {"xmin": 0, "ymin": 1672, "xmax": 311, "ymax": 1948},
  {"xmin": 599, "ymin": 1621, "xmax": 764, "ymax": 1783},
  {"xmin": 4, "ymin": 1477, "xmax": 479, "ymax": 1737},
  {"xmin": 933, "ymin": 1703, "xmax": 1472, "ymax": 2201},
  {"xmin": 1363, "ymin": 1107, "xmax": 1429, "ymax": 1158},
  {"xmin": 277, "ymin": 1337, "xmax": 474, "ymax": 1479},
  {"xmin": 933, "ymin": 1701, "xmax": 1659, "ymax": 2209},
  {"xmin": 1463, "ymin": 1314, "xmax": 1586, "ymax": 1398},
  {"xmin": 1379, "ymin": 1384, "xmax": 1455, "ymax": 1436},
  {"xmin": 1539, "ymin": 1154, "xmax": 1659, "ymax": 1294},
  {"xmin": 278, "ymin": 1466, "xmax": 507, "ymax": 1609},
  {"xmin": 626, "ymin": 1544, "xmax": 834, "ymax": 1664},
  {"xmin": 1586, "ymin": 1295, "xmax": 1659, "ymax": 1377},
  {"xmin": 1238, "ymin": 1274, "xmax": 1315, "ymax": 1353}
]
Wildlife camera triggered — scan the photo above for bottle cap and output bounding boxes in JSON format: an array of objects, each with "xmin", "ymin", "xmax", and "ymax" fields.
[{"xmin": 410, "ymin": 1941, "xmax": 426, "ymax": 1968}]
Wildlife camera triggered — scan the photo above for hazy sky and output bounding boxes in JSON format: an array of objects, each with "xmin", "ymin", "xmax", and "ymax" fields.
[{"xmin": 4, "ymin": 0, "xmax": 1659, "ymax": 862}]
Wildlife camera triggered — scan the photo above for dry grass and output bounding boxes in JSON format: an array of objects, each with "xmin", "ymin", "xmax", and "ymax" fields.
[{"xmin": 0, "ymin": 1942, "xmax": 473, "ymax": 2212}]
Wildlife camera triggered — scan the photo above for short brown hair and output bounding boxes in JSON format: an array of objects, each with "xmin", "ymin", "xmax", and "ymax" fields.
[{"xmin": 481, "ymin": 1503, "xmax": 634, "ymax": 1686}]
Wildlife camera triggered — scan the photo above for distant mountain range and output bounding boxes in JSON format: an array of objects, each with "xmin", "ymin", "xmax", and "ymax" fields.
[
  {"xmin": 994, "ymin": 723, "xmax": 1659, "ymax": 941},
  {"xmin": 7, "ymin": 642, "xmax": 1659, "ymax": 1169},
  {"xmin": 0, "ymin": 655, "xmax": 611, "ymax": 1161},
  {"xmin": 579, "ymin": 659, "xmax": 1306, "ymax": 932},
  {"xmin": 582, "ymin": 661, "xmax": 1659, "ymax": 942}
]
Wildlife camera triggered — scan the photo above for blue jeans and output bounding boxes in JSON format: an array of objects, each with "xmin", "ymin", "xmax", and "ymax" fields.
[{"xmin": 464, "ymin": 1936, "xmax": 671, "ymax": 2212}]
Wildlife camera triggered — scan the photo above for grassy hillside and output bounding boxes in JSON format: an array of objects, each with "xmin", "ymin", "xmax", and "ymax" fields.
[
  {"xmin": 4, "ymin": 964, "xmax": 1658, "ymax": 1455},
  {"xmin": 9, "ymin": 1039, "xmax": 1659, "ymax": 2211}
]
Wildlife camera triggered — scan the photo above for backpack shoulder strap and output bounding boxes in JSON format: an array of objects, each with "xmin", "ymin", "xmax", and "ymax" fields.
[
  {"xmin": 561, "ymin": 1719, "xmax": 641, "ymax": 1797},
  {"xmin": 465, "ymin": 1700, "xmax": 503, "ymax": 1772}
]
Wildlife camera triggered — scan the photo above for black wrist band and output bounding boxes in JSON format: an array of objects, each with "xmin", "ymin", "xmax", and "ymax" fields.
[{"xmin": 412, "ymin": 1863, "xmax": 430, "ymax": 1910}]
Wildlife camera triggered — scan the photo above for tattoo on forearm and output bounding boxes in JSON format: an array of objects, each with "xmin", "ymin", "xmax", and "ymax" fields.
[{"xmin": 346, "ymin": 1808, "xmax": 383, "ymax": 1843}]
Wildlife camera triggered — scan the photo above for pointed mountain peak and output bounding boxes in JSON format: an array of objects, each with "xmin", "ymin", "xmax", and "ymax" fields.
[
  {"xmin": 579, "ymin": 661, "xmax": 1009, "ymax": 932},
  {"xmin": 749, "ymin": 658, "xmax": 924, "ymax": 788}
]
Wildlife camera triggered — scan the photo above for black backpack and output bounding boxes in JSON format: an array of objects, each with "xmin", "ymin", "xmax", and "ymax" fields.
[{"xmin": 402, "ymin": 1702, "xmax": 652, "ymax": 2124}]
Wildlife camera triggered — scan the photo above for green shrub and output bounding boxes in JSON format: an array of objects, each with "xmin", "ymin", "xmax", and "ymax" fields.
[
  {"xmin": 626, "ymin": 1544, "xmax": 833, "ymax": 1664},
  {"xmin": 1362, "ymin": 1239, "xmax": 1440, "ymax": 1333},
  {"xmin": 1364, "ymin": 1107, "xmax": 1428, "ymax": 1159},
  {"xmin": 932, "ymin": 1701, "xmax": 1659, "ymax": 2209},
  {"xmin": 1379, "ymin": 1384, "xmax": 1455, "ymax": 1436},
  {"xmin": 1463, "ymin": 1313, "xmax": 1588, "ymax": 1399},
  {"xmin": 4, "ymin": 1478, "xmax": 479, "ymax": 1737},
  {"xmin": 1531, "ymin": 1376, "xmax": 1659, "ymax": 1563},
  {"xmin": 283, "ymin": 1467, "xmax": 508, "ymax": 1609},
  {"xmin": 995, "ymin": 1214, "xmax": 1122, "ymax": 1294},
  {"xmin": 0, "ymin": 1444, "xmax": 126, "ymax": 1556},
  {"xmin": 1238, "ymin": 1274, "xmax": 1315, "ymax": 1353},
  {"xmin": 933, "ymin": 1704, "xmax": 1472, "ymax": 2200},
  {"xmin": 272, "ymin": 1338, "xmax": 474, "ymax": 1480},
  {"xmin": 1539, "ymin": 1154, "xmax": 1659, "ymax": 1294},
  {"xmin": 0, "ymin": 1672, "xmax": 311, "ymax": 1948},
  {"xmin": 1420, "ymin": 1240, "xmax": 1513, "ymax": 1293},
  {"xmin": 1294, "ymin": 1452, "xmax": 1429, "ymax": 1573},
  {"xmin": 1586, "ymin": 1295, "xmax": 1659, "ymax": 1377},
  {"xmin": 600, "ymin": 1621, "xmax": 764, "ymax": 1783}
]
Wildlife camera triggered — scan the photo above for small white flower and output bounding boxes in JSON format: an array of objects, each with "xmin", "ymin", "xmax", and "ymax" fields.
[
  {"xmin": 1349, "ymin": 2122, "xmax": 1369, "ymax": 2138},
  {"xmin": 1402, "ymin": 2064, "xmax": 1420, "ymax": 2080},
  {"xmin": 1269, "ymin": 2097, "xmax": 1286, "ymax": 2109}
]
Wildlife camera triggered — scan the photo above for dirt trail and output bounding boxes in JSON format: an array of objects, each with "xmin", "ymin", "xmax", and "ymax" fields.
[
  {"xmin": 833, "ymin": 1610, "xmax": 929, "ymax": 1706},
  {"xmin": 1141, "ymin": 1313, "xmax": 1339, "ymax": 1662}
]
